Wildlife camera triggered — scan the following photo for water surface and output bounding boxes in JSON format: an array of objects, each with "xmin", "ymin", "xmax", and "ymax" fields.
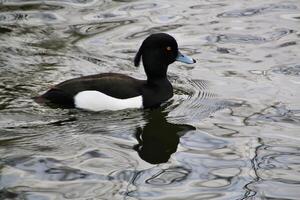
[{"xmin": 0, "ymin": 0, "xmax": 300, "ymax": 199}]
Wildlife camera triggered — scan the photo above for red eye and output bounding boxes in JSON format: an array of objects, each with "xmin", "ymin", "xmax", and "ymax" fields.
[{"xmin": 166, "ymin": 46, "xmax": 172, "ymax": 51}]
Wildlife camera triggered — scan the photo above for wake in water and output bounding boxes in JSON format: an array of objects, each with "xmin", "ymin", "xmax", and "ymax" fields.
[{"xmin": 167, "ymin": 77, "xmax": 242, "ymax": 124}]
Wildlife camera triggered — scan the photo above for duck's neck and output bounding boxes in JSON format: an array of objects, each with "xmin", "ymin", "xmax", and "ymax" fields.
[
  {"xmin": 147, "ymin": 76, "xmax": 170, "ymax": 86},
  {"xmin": 142, "ymin": 53, "xmax": 168, "ymax": 81},
  {"xmin": 144, "ymin": 64, "xmax": 170, "ymax": 87}
]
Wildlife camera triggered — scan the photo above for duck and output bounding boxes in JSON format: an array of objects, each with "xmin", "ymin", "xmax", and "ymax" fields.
[{"xmin": 35, "ymin": 33, "xmax": 196, "ymax": 111}]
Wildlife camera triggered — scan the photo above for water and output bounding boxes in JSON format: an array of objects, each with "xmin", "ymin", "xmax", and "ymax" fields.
[{"xmin": 0, "ymin": 0, "xmax": 300, "ymax": 199}]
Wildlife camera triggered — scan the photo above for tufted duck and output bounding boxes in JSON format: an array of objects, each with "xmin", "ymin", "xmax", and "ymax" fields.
[{"xmin": 35, "ymin": 33, "xmax": 196, "ymax": 111}]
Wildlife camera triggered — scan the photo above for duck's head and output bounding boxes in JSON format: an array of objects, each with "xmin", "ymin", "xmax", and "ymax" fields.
[{"xmin": 134, "ymin": 33, "xmax": 195, "ymax": 80}]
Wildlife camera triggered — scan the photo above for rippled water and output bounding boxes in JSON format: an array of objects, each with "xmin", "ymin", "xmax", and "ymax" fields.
[{"xmin": 0, "ymin": 0, "xmax": 300, "ymax": 199}]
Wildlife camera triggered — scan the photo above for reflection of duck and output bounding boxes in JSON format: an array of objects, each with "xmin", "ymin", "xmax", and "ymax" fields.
[
  {"xmin": 133, "ymin": 108, "xmax": 195, "ymax": 164},
  {"xmin": 35, "ymin": 33, "xmax": 195, "ymax": 111}
]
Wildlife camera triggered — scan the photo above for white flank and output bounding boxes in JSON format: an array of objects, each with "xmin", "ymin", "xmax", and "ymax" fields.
[{"xmin": 74, "ymin": 90, "xmax": 143, "ymax": 111}]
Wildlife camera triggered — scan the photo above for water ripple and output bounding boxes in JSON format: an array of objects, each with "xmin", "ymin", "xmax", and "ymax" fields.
[
  {"xmin": 180, "ymin": 130, "xmax": 229, "ymax": 150},
  {"xmin": 245, "ymin": 103, "xmax": 300, "ymax": 125},
  {"xmin": 0, "ymin": 3, "xmax": 64, "ymax": 12},
  {"xmin": 248, "ymin": 144, "xmax": 300, "ymax": 199},
  {"xmin": 125, "ymin": 24, "xmax": 183, "ymax": 40},
  {"xmin": 4, "ymin": 156, "xmax": 107, "ymax": 181},
  {"xmin": 190, "ymin": 3, "xmax": 227, "ymax": 10},
  {"xmin": 206, "ymin": 28, "xmax": 294, "ymax": 44},
  {"xmin": 71, "ymin": 19, "xmax": 136, "ymax": 36},
  {"xmin": 167, "ymin": 78, "xmax": 238, "ymax": 124},
  {"xmin": 207, "ymin": 34, "xmax": 267, "ymax": 44},
  {"xmin": 0, "ymin": 26, "xmax": 12, "ymax": 33},
  {"xmin": 118, "ymin": 2, "xmax": 169, "ymax": 12},
  {"xmin": 0, "ymin": 12, "xmax": 63, "ymax": 25},
  {"xmin": 218, "ymin": 4, "xmax": 298, "ymax": 18},
  {"xmin": 145, "ymin": 167, "xmax": 190, "ymax": 185},
  {"xmin": 278, "ymin": 41, "xmax": 297, "ymax": 47},
  {"xmin": 3, "ymin": 0, "xmax": 97, "ymax": 6},
  {"xmin": 84, "ymin": 12, "xmax": 120, "ymax": 21},
  {"xmin": 280, "ymin": 13, "xmax": 300, "ymax": 21},
  {"xmin": 272, "ymin": 64, "xmax": 300, "ymax": 76}
]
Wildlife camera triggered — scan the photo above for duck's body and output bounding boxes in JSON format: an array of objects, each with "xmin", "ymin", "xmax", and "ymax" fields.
[
  {"xmin": 35, "ymin": 33, "xmax": 195, "ymax": 111},
  {"xmin": 37, "ymin": 73, "xmax": 173, "ymax": 111}
]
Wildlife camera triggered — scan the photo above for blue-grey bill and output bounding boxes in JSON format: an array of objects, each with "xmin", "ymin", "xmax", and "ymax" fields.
[{"xmin": 176, "ymin": 51, "xmax": 196, "ymax": 64}]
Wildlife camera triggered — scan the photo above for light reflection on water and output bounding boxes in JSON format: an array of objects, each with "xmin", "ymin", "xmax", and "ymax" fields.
[{"xmin": 0, "ymin": 0, "xmax": 300, "ymax": 199}]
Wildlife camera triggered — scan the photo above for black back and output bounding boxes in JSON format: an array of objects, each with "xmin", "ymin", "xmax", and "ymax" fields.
[{"xmin": 37, "ymin": 73, "xmax": 145, "ymax": 107}]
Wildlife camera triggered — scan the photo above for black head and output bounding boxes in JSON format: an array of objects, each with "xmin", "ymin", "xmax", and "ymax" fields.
[
  {"xmin": 134, "ymin": 33, "xmax": 180, "ymax": 79},
  {"xmin": 134, "ymin": 33, "xmax": 195, "ymax": 80},
  {"xmin": 134, "ymin": 33, "xmax": 179, "ymax": 66}
]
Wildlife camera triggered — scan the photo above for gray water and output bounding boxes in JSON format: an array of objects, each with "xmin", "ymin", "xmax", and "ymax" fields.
[{"xmin": 0, "ymin": 0, "xmax": 300, "ymax": 199}]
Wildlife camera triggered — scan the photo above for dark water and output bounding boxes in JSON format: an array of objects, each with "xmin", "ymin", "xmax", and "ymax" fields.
[{"xmin": 1, "ymin": 0, "xmax": 300, "ymax": 199}]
